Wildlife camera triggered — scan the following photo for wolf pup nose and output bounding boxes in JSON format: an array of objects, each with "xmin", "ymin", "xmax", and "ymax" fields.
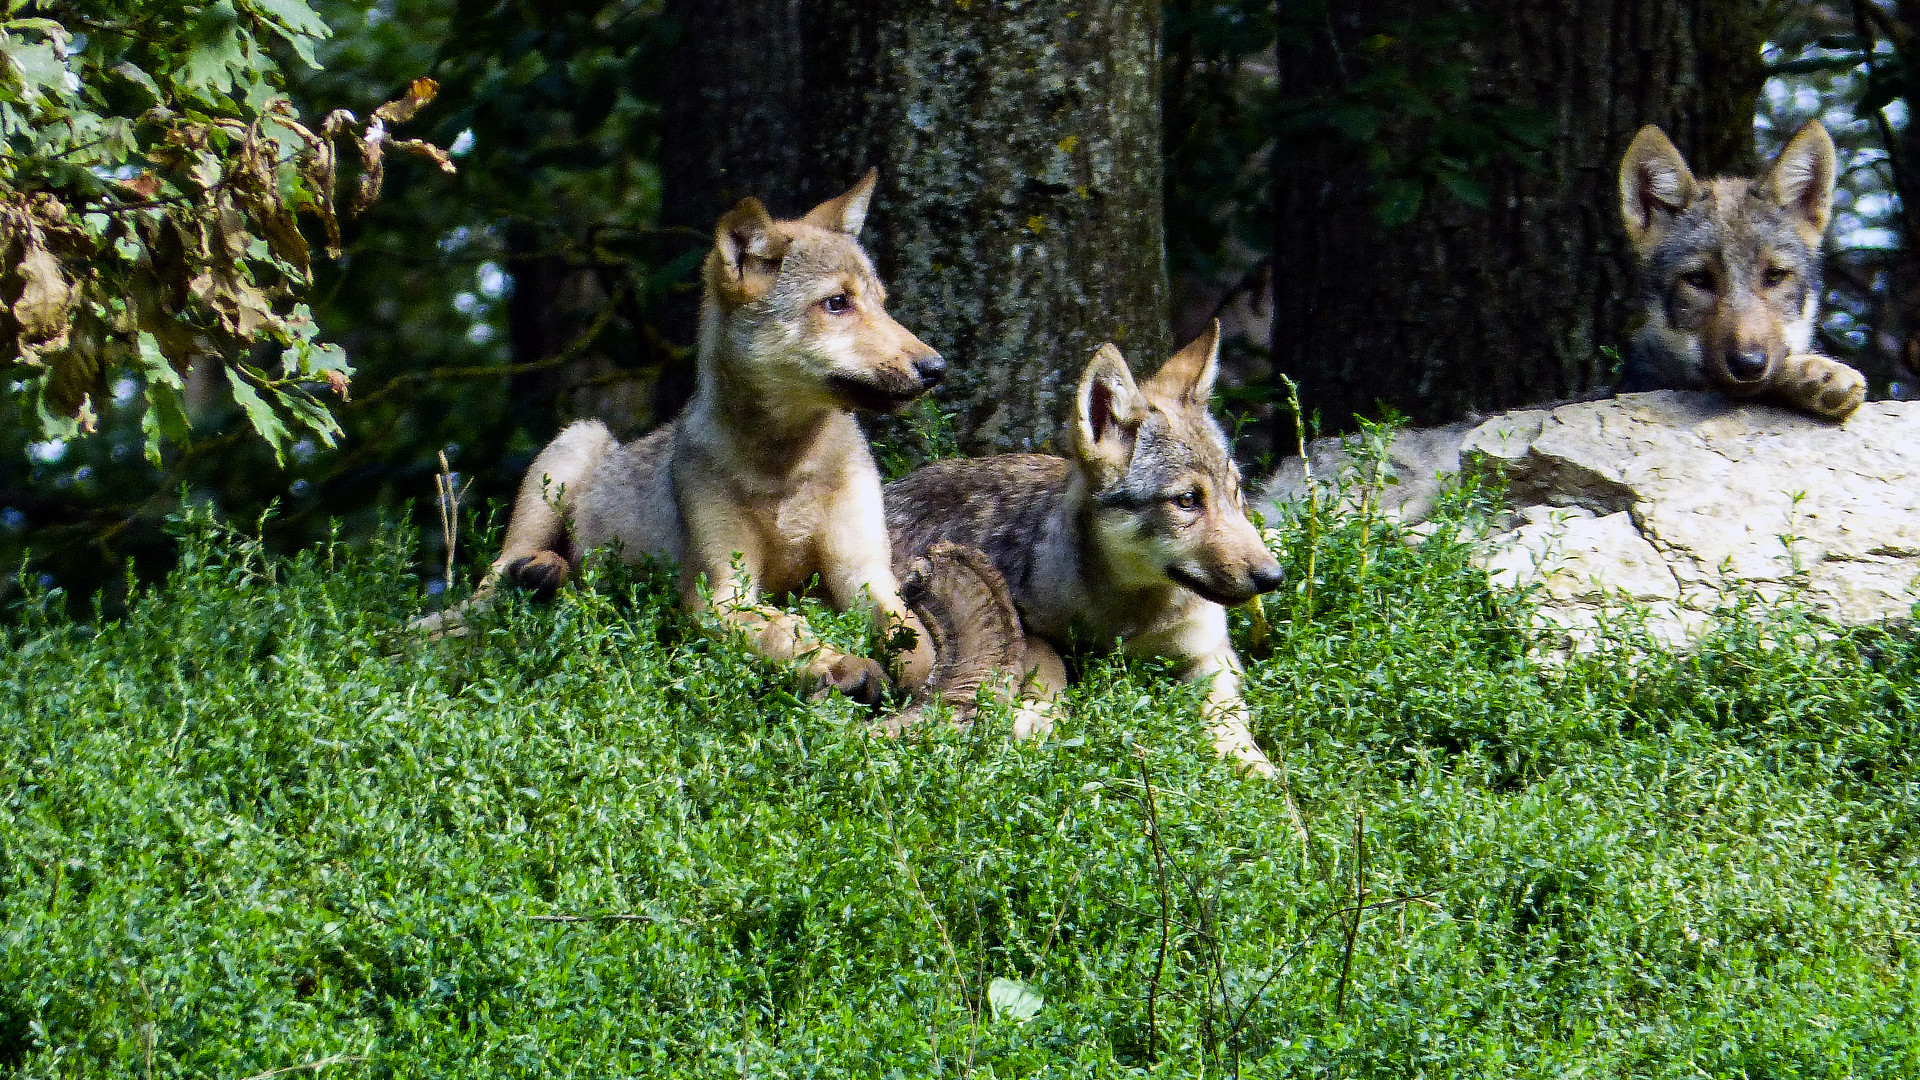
[
  {"xmin": 1725, "ymin": 350, "xmax": 1771, "ymax": 383},
  {"xmin": 913, "ymin": 352, "xmax": 947, "ymax": 388},
  {"xmin": 1249, "ymin": 561, "xmax": 1286, "ymax": 595}
]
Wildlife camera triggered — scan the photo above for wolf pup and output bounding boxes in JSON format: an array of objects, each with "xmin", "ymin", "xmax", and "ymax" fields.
[
  {"xmin": 885, "ymin": 324, "xmax": 1285, "ymax": 775},
  {"xmin": 1618, "ymin": 120, "xmax": 1865, "ymax": 420},
  {"xmin": 438, "ymin": 170, "xmax": 941, "ymax": 701}
]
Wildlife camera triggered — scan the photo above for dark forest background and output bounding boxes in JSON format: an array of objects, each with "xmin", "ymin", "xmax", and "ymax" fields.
[{"xmin": 4, "ymin": 0, "xmax": 1918, "ymax": 616}]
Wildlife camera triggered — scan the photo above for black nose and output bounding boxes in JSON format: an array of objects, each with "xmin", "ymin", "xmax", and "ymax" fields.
[
  {"xmin": 914, "ymin": 353, "xmax": 946, "ymax": 387},
  {"xmin": 1726, "ymin": 350, "xmax": 1770, "ymax": 382},
  {"xmin": 1249, "ymin": 562, "xmax": 1285, "ymax": 595}
]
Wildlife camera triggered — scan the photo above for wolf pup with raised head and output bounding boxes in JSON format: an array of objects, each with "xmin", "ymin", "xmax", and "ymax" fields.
[
  {"xmin": 436, "ymin": 170, "xmax": 941, "ymax": 700},
  {"xmin": 885, "ymin": 324, "xmax": 1285, "ymax": 775},
  {"xmin": 1618, "ymin": 120, "xmax": 1865, "ymax": 420}
]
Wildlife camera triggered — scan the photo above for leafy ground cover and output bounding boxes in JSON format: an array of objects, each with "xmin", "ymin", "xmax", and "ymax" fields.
[{"xmin": 2, "ymin": 495, "xmax": 1917, "ymax": 1077}]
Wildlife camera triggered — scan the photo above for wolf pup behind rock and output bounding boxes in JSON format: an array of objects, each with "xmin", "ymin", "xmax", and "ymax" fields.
[
  {"xmin": 433, "ymin": 171, "xmax": 941, "ymax": 701},
  {"xmin": 885, "ymin": 324, "xmax": 1285, "ymax": 775},
  {"xmin": 1619, "ymin": 120, "xmax": 1865, "ymax": 420}
]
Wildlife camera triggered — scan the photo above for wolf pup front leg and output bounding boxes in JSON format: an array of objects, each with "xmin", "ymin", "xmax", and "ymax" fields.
[{"xmin": 1618, "ymin": 120, "xmax": 1866, "ymax": 421}]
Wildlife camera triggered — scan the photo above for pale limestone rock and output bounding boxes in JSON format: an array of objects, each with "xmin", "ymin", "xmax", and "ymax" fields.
[{"xmin": 1259, "ymin": 391, "xmax": 1920, "ymax": 649}]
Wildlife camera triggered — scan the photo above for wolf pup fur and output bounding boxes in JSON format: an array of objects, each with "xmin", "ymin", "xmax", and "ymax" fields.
[
  {"xmin": 1618, "ymin": 120, "xmax": 1865, "ymax": 420},
  {"xmin": 442, "ymin": 170, "xmax": 941, "ymax": 701},
  {"xmin": 885, "ymin": 324, "xmax": 1285, "ymax": 775}
]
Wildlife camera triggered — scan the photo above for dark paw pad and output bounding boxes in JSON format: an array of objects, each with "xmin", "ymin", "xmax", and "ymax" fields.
[{"xmin": 508, "ymin": 551, "xmax": 570, "ymax": 593}]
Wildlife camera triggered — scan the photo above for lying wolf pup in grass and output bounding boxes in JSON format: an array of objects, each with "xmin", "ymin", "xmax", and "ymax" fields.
[
  {"xmin": 885, "ymin": 324, "xmax": 1285, "ymax": 775},
  {"xmin": 422, "ymin": 171, "xmax": 941, "ymax": 702}
]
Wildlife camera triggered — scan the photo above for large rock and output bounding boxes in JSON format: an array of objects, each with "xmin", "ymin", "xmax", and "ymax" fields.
[{"xmin": 1259, "ymin": 391, "xmax": 1920, "ymax": 647}]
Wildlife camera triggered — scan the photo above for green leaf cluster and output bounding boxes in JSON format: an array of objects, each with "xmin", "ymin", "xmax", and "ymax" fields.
[
  {"xmin": 0, "ymin": 0, "xmax": 446, "ymax": 465},
  {"xmin": 1273, "ymin": 7, "xmax": 1551, "ymax": 228}
]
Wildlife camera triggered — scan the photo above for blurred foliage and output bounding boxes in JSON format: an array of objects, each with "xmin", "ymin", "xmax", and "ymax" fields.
[
  {"xmin": 1, "ymin": 0, "xmax": 678, "ymax": 614},
  {"xmin": 1272, "ymin": 6, "xmax": 1551, "ymax": 230},
  {"xmin": 0, "ymin": 0, "xmax": 449, "ymax": 463},
  {"xmin": 1162, "ymin": 1, "xmax": 1549, "ymax": 460},
  {"xmin": 1760, "ymin": 1, "xmax": 1920, "ymax": 399}
]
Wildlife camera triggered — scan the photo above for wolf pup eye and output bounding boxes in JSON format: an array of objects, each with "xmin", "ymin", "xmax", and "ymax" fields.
[
  {"xmin": 1681, "ymin": 269, "xmax": 1716, "ymax": 292},
  {"xmin": 1762, "ymin": 266, "xmax": 1791, "ymax": 287},
  {"xmin": 822, "ymin": 293, "xmax": 853, "ymax": 314},
  {"xmin": 1171, "ymin": 490, "xmax": 1202, "ymax": 511}
]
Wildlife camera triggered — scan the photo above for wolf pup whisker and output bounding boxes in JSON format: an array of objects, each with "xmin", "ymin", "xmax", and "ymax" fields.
[
  {"xmin": 885, "ymin": 323, "xmax": 1285, "ymax": 776},
  {"xmin": 1618, "ymin": 120, "xmax": 1865, "ymax": 420},
  {"xmin": 418, "ymin": 170, "xmax": 938, "ymax": 702}
]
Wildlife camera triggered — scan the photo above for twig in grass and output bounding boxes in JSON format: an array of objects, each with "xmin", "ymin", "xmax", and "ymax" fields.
[
  {"xmin": 434, "ymin": 451, "xmax": 471, "ymax": 594},
  {"xmin": 1138, "ymin": 749, "xmax": 1173, "ymax": 1065},
  {"xmin": 137, "ymin": 967, "xmax": 155, "ymax": 1080},
  {"xmin": 1279, "ymin": 374, "xmax": 1318, "ymax": 617},
  {"xmin": 1334, "ymin": 811, "xmax": 1366, "ymax": 1016},
  {"xmin": 1222, "ymin": 887, "xmax": 1440, "ymax": 1050},
  {"xmin": 239, "ymin": 1053, "xmax": 366, "ymax": 1080},
  {"xmin": 1037, "ymin": 866, "xmax": 1083, "ymax": 962}
]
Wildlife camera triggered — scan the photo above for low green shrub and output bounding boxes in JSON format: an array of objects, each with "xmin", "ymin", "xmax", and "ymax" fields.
[{"xmin": 2, "ymin": 495, "xmax": 1915, "ymax": 1077}]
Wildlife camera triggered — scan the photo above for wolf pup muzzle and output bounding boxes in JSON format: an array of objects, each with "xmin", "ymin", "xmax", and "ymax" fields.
[
  {"xmin": 828, "ymin": 367, "xmax": 934, "ymax": 414},
  {"xmin": 1166, "ymin": 559, "xmax": 1284, "ymax": 608}
]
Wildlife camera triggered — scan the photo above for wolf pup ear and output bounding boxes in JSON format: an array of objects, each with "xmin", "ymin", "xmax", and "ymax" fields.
[
  {"xmin": 1764, "ymin": 121, "xmax": 1837, "ymax": 247},
  {"xmin": 802, "ymin": 168, "xmax": 879, "ymax": 237},
  {"xmin": 1074, "ymin": 343, "xmax": 1146, "ymax": 483},
  {"xmin": 710, "ymin": 197, "xmax": 789, "ymax": 304},
  {"xmin": 1145, "ymin": 320, "xmax": 1221, "ymax": 405},
  {"xmin": 1620, "ymin": 125, "xmax": 1698, "ymax": 252}
]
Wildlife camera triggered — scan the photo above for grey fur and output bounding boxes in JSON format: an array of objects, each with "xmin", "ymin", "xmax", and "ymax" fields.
[{"xmin": 885, "ymin": 327, "xmax": 1285, "ymax": 776}]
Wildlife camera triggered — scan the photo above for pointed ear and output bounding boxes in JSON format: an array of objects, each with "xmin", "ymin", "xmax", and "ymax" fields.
[
  {"xmin": 1144, "ymin": 321, "xmax": 1221, "ymax": 405},
  {"xmin": 1764, "ymin": 121, "xmax": 1836, "ymax": 246},
  {"xmin": 802, "ymin": 168, "xmax": 878, "ymax": 236},
  {"xmin": 709, "ymin": 197, "xmax": 788, "ymax": 303},
  {"xmin": 1073, "ymin": 343, "xmax": 1146, "ymax": 483},
  {"xmin": 1619, "ymin": 125, "xmax": 1698, "ymax": 252}
]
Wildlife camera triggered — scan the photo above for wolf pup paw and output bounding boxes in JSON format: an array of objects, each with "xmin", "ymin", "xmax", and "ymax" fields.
[
  {"xmin": 814, "ymin": 654, "xmax": 891, "ymax": 705},
  {"xmin": 1777, "ymin": 353, "xmax": 1865, "ymax": 420},
  {"xmin": 507, "ymin": 550, "xmax": 570, "ymax": 593}
]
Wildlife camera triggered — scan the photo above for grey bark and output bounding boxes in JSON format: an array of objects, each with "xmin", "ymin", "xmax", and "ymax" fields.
[
  {"xmin": 1271, "ymin": 0, "xmax": 1767, "ymax": 433},
  {"xmin": 661, "ymin": 0, "xmax": 1169, "ymax": 454}
]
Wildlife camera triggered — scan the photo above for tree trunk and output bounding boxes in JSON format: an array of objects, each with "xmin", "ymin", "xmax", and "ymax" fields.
[
  {"xmin": 1271, "ymin": 0, "xmax": 1767, "ymax": 435},
  {"xmin": 660, "ymin": 0, "xmax": 1169, "ymax": 454},
  {"xmin": 504, "ymin": 227, "xmax": 651, "ymax": 437}
]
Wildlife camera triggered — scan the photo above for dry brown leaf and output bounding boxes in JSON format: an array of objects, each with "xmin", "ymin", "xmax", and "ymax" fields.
[
  {"xmin": 118, "ymin": 172, "xmax": 162, "ymax": 199},
  {"xmin": 372, "ymin": 77, "xmax": 438, "ymax": 125},
  {"xmin": 189, "ymin": 262, "xmax": 277, "ymax": 339},
  {"xmin": 393, "ymin": 138, "xmax": 456, "ymax": 175},
  {"xmin": 14, "ymin": 241, "xmax": 75, "ymax": 345},
  {"xmin": 350, "ymin": 120, "xmax": 388, "ymax": 215},
  {"xmin": 244, "ymin": 188, "xmax": 310, "ymax": 275}
]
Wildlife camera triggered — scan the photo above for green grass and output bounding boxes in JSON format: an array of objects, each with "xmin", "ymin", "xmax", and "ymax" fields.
[{"xmin": 3, "ymin": 495, "xmax": 1918, "ymax": 1078}]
